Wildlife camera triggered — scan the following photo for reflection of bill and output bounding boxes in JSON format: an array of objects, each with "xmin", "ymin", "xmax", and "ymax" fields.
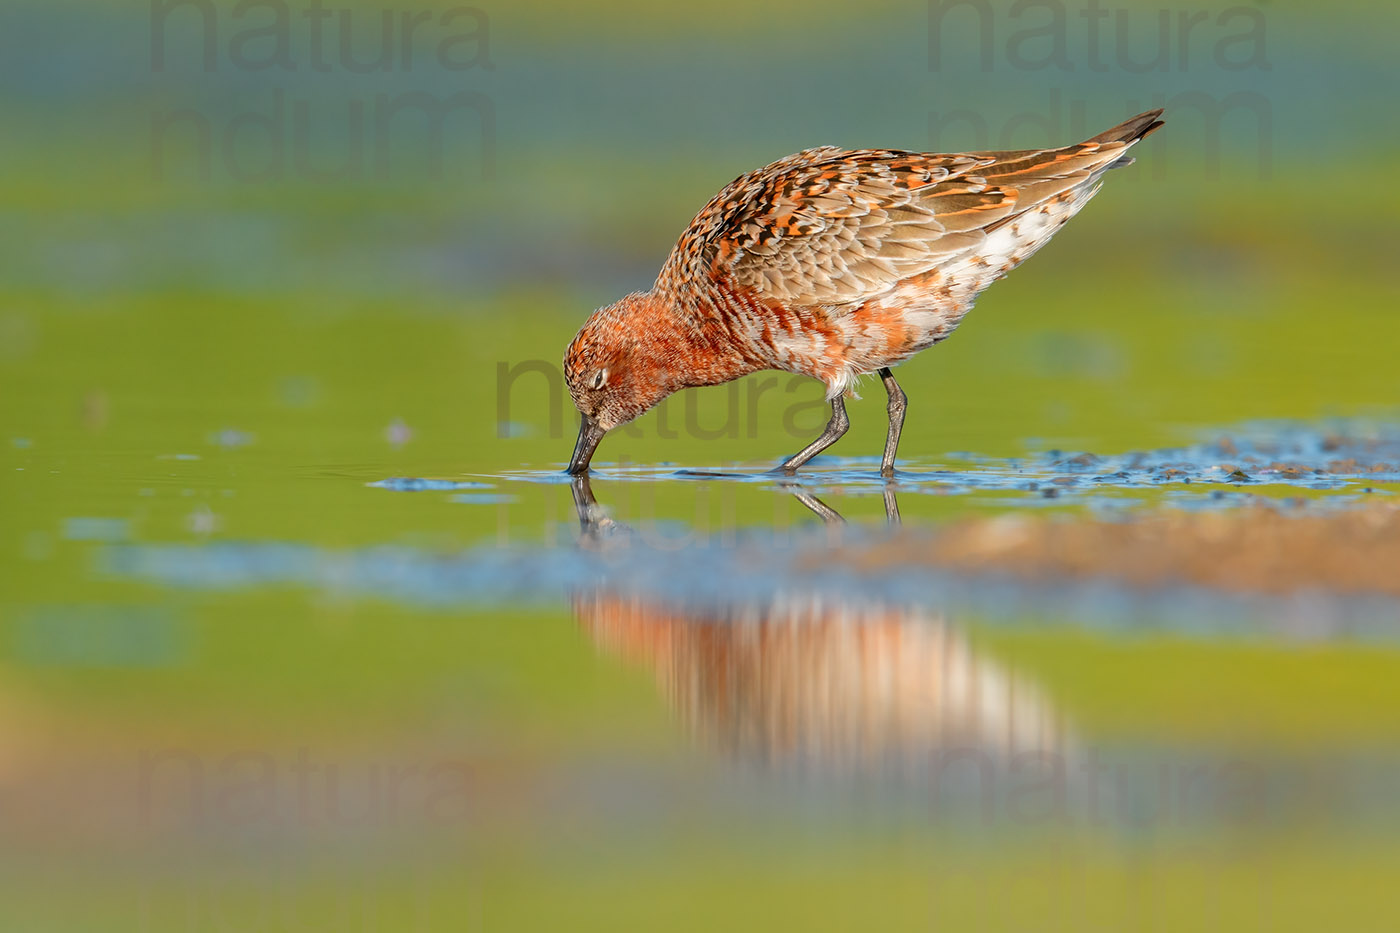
[{"xmin": 569, "ymin": 475, "xmax": 1072, "ymax": 778}]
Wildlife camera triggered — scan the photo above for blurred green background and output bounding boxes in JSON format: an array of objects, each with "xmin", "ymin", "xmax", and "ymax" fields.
[{"xmin": 2, "ymin": 0, "xmax": 1400, "ymax": 929}]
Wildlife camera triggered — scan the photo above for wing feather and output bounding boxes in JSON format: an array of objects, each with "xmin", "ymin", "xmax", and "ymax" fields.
[{"xmin": 654, "ymin": 110, "xmax": 1164, "ymax": 308}]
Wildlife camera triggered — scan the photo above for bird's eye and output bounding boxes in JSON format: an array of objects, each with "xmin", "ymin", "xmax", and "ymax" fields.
[{"xmin": 589, "ymin": 369, "xmax": 608, "ymax": 390}]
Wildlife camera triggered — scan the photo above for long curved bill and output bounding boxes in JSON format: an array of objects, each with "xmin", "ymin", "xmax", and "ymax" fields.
[{"xmin": 566, "ymin": 415, "xmax": 608, "ymax": 475}]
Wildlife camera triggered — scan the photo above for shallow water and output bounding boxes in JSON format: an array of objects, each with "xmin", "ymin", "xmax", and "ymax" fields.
[
  {"xmin": 6, "ymin": 388, "xmax": 1400, "ymax": 929},
  {"xmin": 107, "ymin": 440, "xmax": 1400, "ymax": 639}
]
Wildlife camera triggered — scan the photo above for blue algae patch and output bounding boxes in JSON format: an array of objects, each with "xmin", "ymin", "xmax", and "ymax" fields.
[
  {"xmin": 368, "ymin": 478, "xmax": 496, "ymax": 492},
  {"xmin": 496, "ymin": 471, "xmax": 578, "ymax": 485},
  {"xmin": 451, "ymin": 493, "xmax": 518, "ymax": 505}
]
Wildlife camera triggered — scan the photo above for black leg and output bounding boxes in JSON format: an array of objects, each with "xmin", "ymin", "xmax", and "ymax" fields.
[
  {"xmin": 776, "ymin": 396, "xmax": 849, "ymax": 474},
  {"xmin": 879, "ymin": 367, "xmax": 906, "ymax": 476}
]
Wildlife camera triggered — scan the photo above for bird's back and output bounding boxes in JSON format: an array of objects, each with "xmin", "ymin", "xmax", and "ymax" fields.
[{"xmin": 648, "ymin": 110, "xmax": 1164, "ymax": 394}]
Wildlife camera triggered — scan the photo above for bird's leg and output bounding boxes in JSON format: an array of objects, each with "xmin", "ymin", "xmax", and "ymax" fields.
[
  {"xmin": 879, "ymin": 367, "xmax": 907, "ymax": 477},
  {"xmin": 776, "ymin": 396, "xmax": 849, "ymax": 474}
]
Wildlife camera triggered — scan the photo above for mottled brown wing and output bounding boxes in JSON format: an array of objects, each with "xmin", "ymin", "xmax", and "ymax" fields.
[
  {"xmin": 657, "ymin": 147, "xmax": 1016, "ymax": 306},
  {"xmin": 656, "ymin": 109, "xmax": 1164, "ymax": 309}
]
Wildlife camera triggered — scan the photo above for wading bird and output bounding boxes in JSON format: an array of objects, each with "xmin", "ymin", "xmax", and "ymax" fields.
[{"xmin": 565, "ymin": 109, "xmax": 1164, "ymax": 475}]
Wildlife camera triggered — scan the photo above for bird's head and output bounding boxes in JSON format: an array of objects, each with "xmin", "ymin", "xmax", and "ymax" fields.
[{"xmin": 563, "ymin": 292, "xmax": 680, "ymax": 474}]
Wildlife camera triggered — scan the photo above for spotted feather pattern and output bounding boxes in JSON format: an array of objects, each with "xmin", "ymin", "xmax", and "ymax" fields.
[{"xmin": 658, "ymin": 110, "xmax": 1164, "ymax": 313}]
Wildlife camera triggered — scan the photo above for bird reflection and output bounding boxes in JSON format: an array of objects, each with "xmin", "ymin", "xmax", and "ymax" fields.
[{"xmin": 568, "ymin": 476, "xmax": 1071, "ymax": 775}]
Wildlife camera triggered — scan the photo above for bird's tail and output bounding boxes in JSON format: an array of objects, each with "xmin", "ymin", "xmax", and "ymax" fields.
[
  {"xmin": 1090, "ymin": 108, "xmax": 1166, "ymax": 169},
  {"xmin": 1090, "ymin": 108, "xmax": 1166, "ymax": 145}
]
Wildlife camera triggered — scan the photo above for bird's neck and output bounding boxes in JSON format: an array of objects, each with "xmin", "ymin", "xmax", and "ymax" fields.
[{"xmin": 632, "ymin": 289, "xmax": 763, "ymax": 391}]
